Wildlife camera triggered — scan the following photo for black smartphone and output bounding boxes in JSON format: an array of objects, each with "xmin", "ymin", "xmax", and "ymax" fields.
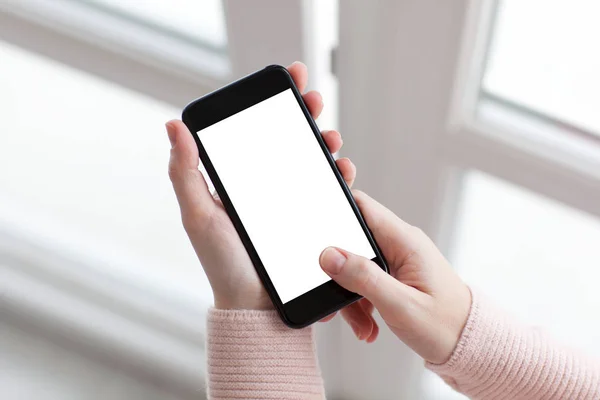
[{"xmin": 182, "ymin": 65, "xmax": 387, "ymax": 328}]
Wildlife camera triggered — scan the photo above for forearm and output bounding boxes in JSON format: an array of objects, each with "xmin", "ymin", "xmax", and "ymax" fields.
[
  {"xmin": 427, "ymin": 291, "xmax": 600, "ymax": 400},
  {"xmin": 207, "ymin": 309, "xmax": 325, "ymax": 399}
]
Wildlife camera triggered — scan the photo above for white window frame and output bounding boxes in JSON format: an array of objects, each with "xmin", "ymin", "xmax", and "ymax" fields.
[
  {"xmin": 0, "ymin": 0, "xmax": 312, "ymax": 107},
  {"xmin": 325, "ymin": 0, "xmax": 600, "ymax": 398}
]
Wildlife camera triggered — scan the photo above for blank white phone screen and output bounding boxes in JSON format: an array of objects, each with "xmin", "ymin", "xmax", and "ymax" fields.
[{"xmin": 198, "ymin": 89, "xmax": 375, "ymax": 303}]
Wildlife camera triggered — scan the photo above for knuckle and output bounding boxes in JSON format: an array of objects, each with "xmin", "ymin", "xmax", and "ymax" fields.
[
  {"xmin": 181, "ymin": 208, "xmax": 212, "ymax": 237},
  {"xmin": 181, "ymin": 212, "xmax": 197, "ymax": 233},
  {"xmin": 168, "ymin": 162, "xmax": 196, "ymax": 187},
  {"xmin": 410, "ymin": 225, "xmax": 426, "ymax": 239},
  {"xmin": 356, "ymin": 260, "xmax": 379, "ymax": 294},
  {"xmin": 167, "ymin": 159, "xmax": 180, "ymax": 182}
]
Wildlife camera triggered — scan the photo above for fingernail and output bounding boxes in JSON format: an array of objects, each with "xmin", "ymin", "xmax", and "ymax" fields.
[
  {"xmin": 166, "ymin": 122, "xmax": 176, "ymax": 148},
  {"xmin": 320, "ymin": 247, "xmax": 346, "ymax": 274},
  {"xmin": 350, "ymin": 322, "xmax": 363, "ymax": 340}
]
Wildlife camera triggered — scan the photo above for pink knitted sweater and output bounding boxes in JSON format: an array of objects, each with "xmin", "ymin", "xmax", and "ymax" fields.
[{"xmin": 206, "ymin": 292, "xmax": 600, "ymax": 399}]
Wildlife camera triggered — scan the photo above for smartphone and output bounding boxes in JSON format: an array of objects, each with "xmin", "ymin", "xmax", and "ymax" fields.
[{"xmin": 182, "ymin": 65, "xmax": 387, "ymax": 328}]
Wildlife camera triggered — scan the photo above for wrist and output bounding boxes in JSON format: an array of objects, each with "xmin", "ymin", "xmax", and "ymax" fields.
[
  {"xmin": 213, "ymin": 291, "xmax": 273, "ymax": 310},
  {"xmin": 432, "ymin": 284, "xmax": 472, "ymax": 364}
]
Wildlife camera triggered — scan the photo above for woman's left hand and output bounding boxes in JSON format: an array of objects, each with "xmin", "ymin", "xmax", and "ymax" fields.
[{"xmin": 166, "ymin": 63, "xmax": 379, "ymax": 343}]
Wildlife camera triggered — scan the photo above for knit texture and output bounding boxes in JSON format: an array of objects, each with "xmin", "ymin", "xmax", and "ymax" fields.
[
  {"xmin": 207, "ymin": 294, "xmax": 600, "ymax": 399},
  {"xmin": 427, "ymin": 291, "xmax": 600, "ymax": 399},
  {"xmin": 207, "ymin": 309, "xmax": 325, "ymax": 399}
]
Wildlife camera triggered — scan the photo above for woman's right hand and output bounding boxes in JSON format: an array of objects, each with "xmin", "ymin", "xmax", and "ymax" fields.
[{"xmin": 319, "ymin": 191, "xmax": 472, "ymax": 365}]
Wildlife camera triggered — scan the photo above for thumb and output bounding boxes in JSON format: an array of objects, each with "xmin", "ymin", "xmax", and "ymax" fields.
[{"xmin": 319, "ymin": 247, "xmax": 414, "ymax": 316}]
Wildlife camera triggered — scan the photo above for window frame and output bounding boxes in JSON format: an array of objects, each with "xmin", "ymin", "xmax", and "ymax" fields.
[
  {"xmin": 329, "ymin": 0, "xmax": 600, "ymax": 398},
  {"xmin": 0, "ymin": 0, "xmax": 311, "ymax": 108}
]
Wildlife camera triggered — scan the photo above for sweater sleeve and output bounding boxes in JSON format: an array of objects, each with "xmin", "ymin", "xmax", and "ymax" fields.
[
  {"xmin": 427, "ymin": 291, "xmax": 600, "ymax": 399},
  {"xmin": 206, "ymin": 308, "xmax": 325, "ymax": 399}
]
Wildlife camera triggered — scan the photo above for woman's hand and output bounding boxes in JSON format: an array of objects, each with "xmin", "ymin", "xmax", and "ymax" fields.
[
  {"xmin": 166, "ymin": 62, "xmax": 358, "ymax": 310},
  {"xmin": 319, "ymin": 191, "xmax": 472, "ymax": 365}
]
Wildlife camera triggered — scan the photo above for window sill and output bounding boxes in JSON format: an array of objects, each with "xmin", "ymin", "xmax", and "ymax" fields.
[{"xmin": 474, "ymin": 93, "xmax": 600, "ymax": 181}]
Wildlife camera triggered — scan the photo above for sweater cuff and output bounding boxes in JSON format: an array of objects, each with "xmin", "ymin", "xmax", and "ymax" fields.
[{"xmin": 207, "ymin": 308, "xmax": 325, "ymax": 399}]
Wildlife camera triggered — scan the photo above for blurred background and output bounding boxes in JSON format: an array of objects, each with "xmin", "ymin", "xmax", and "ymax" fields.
[{"xmin": 1, "ymin": 0, "xmax": 599, "ymax": 399}]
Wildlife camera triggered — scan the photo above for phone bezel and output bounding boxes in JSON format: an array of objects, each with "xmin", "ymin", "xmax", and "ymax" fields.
[{"xmin": 182, "ymin": 65, "xmax": 388, "ymax": 328}]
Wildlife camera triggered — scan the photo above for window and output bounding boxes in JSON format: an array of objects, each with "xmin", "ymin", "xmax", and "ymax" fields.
[
  {"xmin": 482, "ymin": 0, "xmax": 600, "ymax": 136},
  {"xmin": 85, "ymin": 0, "xmax": 228, "ymax": 50},
  {"xmin": 476, "ymin": 0, "xmax": 600, "ymax": 176},
  {"xmin": 454, "ymin": 171, "xmax": 600, "ymax": 357}
]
